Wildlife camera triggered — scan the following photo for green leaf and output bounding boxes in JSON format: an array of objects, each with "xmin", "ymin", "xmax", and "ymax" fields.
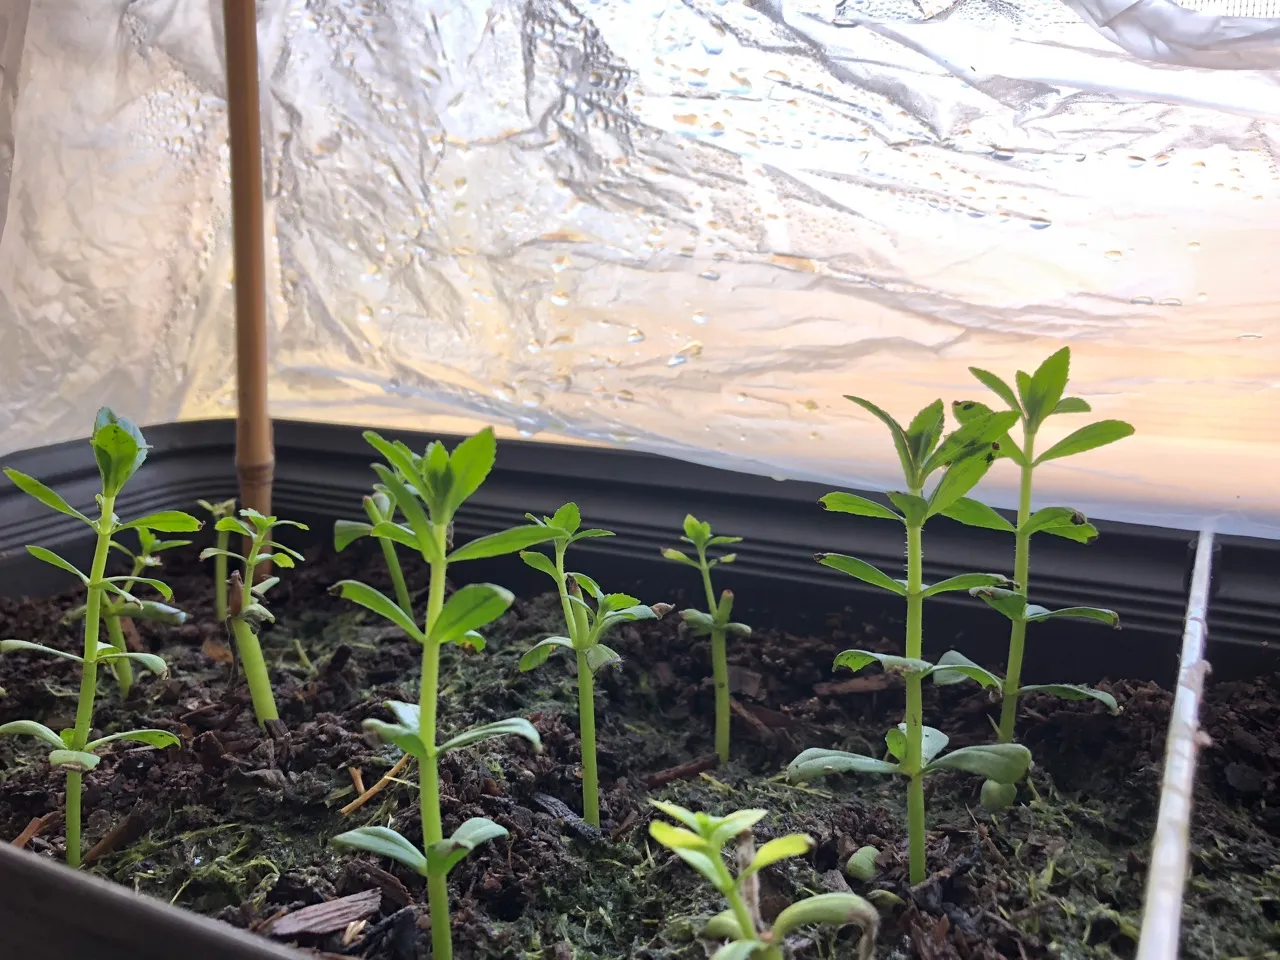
[
  {"xmin": 26, "ymin": 546, "xmax": 88, "ymax": 583},
  {"xmin": 649, "ymin": 821, "xmax": 708, "ymax": 853},
  {"xmin": 834, "ymin": 648, "xmax": 931, "ymax": 676},
  {"xmin": 682, "ymin": 514, "xmax": 712, "ymax": 547},
  {"xmin": 711, "ymin": 943, "xmax": 768, "ymax": 960},
  {"xmin": 331, "ymin": 580, "xmax": 427, "ymax": 643},
  {"xmin": 922, "ymin": 573, "xmax": 1013, "ymax": 598},
  {"xmin": 0, "ymin": 639, "xmax": 84, "ymax": 664},
  {"xmin": 0, "ymin": 719, "xmax": 65, "ymax": 749},
  {"xmin": 924, "ymin": 743, "xmax": 1031, "ymax": 784},
  {"xmin": 334, "ymin": 519, "xmax": 373, "ymax": 551},
  {"xmin": 1023, "ymin": 347, "xmax": 1071, "ymax": 426},
  {"xmin": 383, "ymin": 700, "xmax": 422, "ymax": 731},
  {"xmin": 939, "ymin": 498, "xmax": 1015, "ymax": 533},
  {"xmin": 846, "ymin": 396, "xmax": 915, "ymax": 483},
  {"xmin": 363, "ymin": 719, "xmax": 430, "ymax": 760},
  {"xmin": 427, "ymin": 817, "xmax": 509, "ymax": 878},
  {"xmin": 519, "ymin": 636, "xmax": 574, "ymax": 671},
  {"xmin": 332, "ymin": 826, "xmax": 427, "ymax": 876},
  {"xmin": 885, "ymin": 723, "xmax": 947, "ymax": 764},
  {"xmin": 787, "ymin": 748, "xmax": 899, "ymax": 782},
  {"xmin": 49, "ymin": 749, "xmax": 101, "ymax": 772},
  {"xmin": 1035, "ymin": 420, "xmax": 1135, "ymax": 464},
  {"xmin": 708, "ymin": 809, "xmax": 769, "ymax": 848},
  {"xmin": 770, "ymin": 892, "xmax": 879, "ymax": 942},
  {"xmin": 817, "ymin": 554, "xmax": 906, "ymax": 596},
  {"xmin": 92, "ymin": 409, "xmax": 148, "ymax": 496},
  {"xmin": 951, "ymin": 401, "xmax": 1023, "ymax": 468},
  {"xmin": 905, "ymin": 400, "xmax": 945, "ymax": 463},
  {"xmin": 661, "ymin": 547, "xmax": 700, "ymax": 568},
  {"xmin": 927, "ymin": 456, "xmax": 995, "ymax": 518},
  {"xmin": 931, "ymin": 650, "xmax": 1003, "ymax": 690},
  {"xmin": 819, "ymin": 492, "xmax": 901, "ymax": 522},
  {"xmin": 85, "ymin": 729, "xmax": 180, "ymax": 751},
  {"xmin": 96, "ymin": 650, "xmax": 169, "ymax": 676},
  {"xmin": 3, "ymin": 469, "xmax": 89, "ymax": 522},
  {"xmin": 366, "ymin": 521, "xmax": 417, "ymax": 551},
  {"xmin": 102, "ymin": 575, "xmax": 174, "ymax": 601},
  {"xmin": 658, "ymin": 845, "xmax": 726, "ymax": 891},
  {"xmin": 649, "ymin": 800, "xmax": 703, "ymax": 832},
  {"xmin": 364, "ymin": 492, "xmax": 393, "ymax": 523},
  {"xmin": 438, "ymin": 718, "xmax": 541, "ymax": 755},
  {"xmin": 1041, "ymin": 521, "xmax": 1100, "ymax": 544},
  {"xmin": 1054, "ymin": 396, "xmax": 1091, "ymax": 414},
  {"xmin": 550, "ymin": 502, "xmax": 581, "ymax": 535},
  {"xmin": 370, "ymin": 464, "xmax": 440, "ymax": 565},
  {"xmin": 680, "ymin": 608, "xmax": 716, "ymax": 637},
  {"xmin": 886, "ymin": 492, "xmax": 928, "ymax": 526},
  {"xmin": 584, "ymin": 643, "xmax": 622, "ymax": 674},
  {"xmin": 363, "ymin": 431, "xmax": 425, "ymax": 496},
  {"xmin": 969, "ymin": 367, "xmax": 1021, "ymax": 412},
  {"xmin": 1026, "ymin": 604, "xmax": 1119, "ymax": 627},
  {"xmin": 1020, "ymin": 506, "xmax": 1093, "ymax": 539},
  {"xmin": 430, "ymin": 583, "xmax": 514, "ymax": 645},
  {"xmin": 845, "ymin": 845, "xmax": 879, "ymax": 882},
  {"xmin": 703, "ymin": 910, "xmax": 745, "ymax": 941},
  {"xmin": 520, "ymin": 550, "xmax": 559, "ymax": 580},
  {"xmin": 1020, "ymin": 684, "xmax": 1119, "ymax": 712},
  {"xmin": 449, "ymin": 525, "xmax": 560, "ymax": 562},
  {"xmin": 118, "ymin": 511, "xmax": 202, "ymax": 533},
  {"xmin": 446, "ymin": 428, "xmax": 497, "ymax": 515},
  {"xmin": 199, "ymin": 547, "xmax": 246, "ymax": 565},
  {"xmin": 250, "ymin": 578, "xmax": 280, "ymax": 599},
  {"xmin": 569, "ymin": 572, "xmax": 603, "ymax": 600},
  {"xmin": 970, "ymin": 587, "xmax": 1028, "ymax": 622}
]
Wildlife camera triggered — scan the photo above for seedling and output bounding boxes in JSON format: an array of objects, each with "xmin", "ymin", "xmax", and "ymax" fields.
[
  {"xmin": 944, "ymin": 350, "xmax": 1130, "ymax": 803},
  {"xmin": 330, "ymin": 428, "xmax": 558, "ymax": 960},
  {"xmin": 197, "ymin": 498, "xmax": 237, "ymax": 620},
  {"xmin": 787, "ymin": 396, "xmax": 1031, "ymax": 884},
  {"xmin": 201, "ymin": 509, "xmax": 308, "ymax": 727},
  {"xmin": 648, "ymin": 801, "xmax": 879, "ymax": 960},
  {"xmin": 64, "ymin": 525, "xmax": 191, "ymax": 698},
  {"xmin": 334, "ymin": 486, "xmax": 414, "ymax": 617},
  {"xmin": 663, "ymin": 515, "xmax": 751, "ymax": 764},
  {"xmin": 518, "ymin": 503, "xmax": 665, "ymax": 827},
  {"xmin": 0, "ymin": 409, "xmax": 197, "ymax": 865}
]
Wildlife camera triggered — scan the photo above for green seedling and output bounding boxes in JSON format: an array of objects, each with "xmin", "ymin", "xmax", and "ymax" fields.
[
  {"xmin": 197, "ymin": 498, "xmax": 237, "ymax": 620},
  {"xmin": 845, "ymin": 845, "xmax": 880, "ymax": 882},
  {"xmin": 663, "ymin": 515, "xmax": 751, "ymax": 764},
  {"xmin": 648, "ymin": 801, "xmax": 879, "ymax": 960},
  {"xmin": 63, "ymin": 525, "xmax": 191, "ymax": 698},
  {"xmin": 787, "ymin": 396, "xmax": 1032, "ymax": 884},
  {"xmin": 944, "ymin": 349, "xmax": 1131, "ymax": 805},
  {"xmin": 334, "ymin": 486, "xmax": 414, "ymax": 617},
  {"xmin": 201, "ymin": 509, "xmax": 308, "ymax": 727},
  {"xmin": 330, "ymin": 427, "xmax": 557, "ymax": 960},
  {"xmin": 0, "ymin": 409, "xmax": 196, "ymax": 865},
  {"xmin": 518, "ymin": 503, "xmax": 666, "ymax": 827}
]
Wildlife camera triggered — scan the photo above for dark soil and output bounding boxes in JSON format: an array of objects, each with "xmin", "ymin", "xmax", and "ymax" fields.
[{"xmin": 0, "ymin": 542, "xmax": 1276, "ymax": 960}]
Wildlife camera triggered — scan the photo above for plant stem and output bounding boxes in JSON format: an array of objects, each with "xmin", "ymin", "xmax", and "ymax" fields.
[
  {"xmin": 724, "ymin": 885, "xmax": 759, "ymax": 944},
  {"xmin": 699, "ymin": 557, "xmax": 730, "ymax": 764},
  {"xmin": 214, "ymin": 527, "xmax": 229, "ymax": 621},
  {"xmin": 998, "ymin": 431, "xmax": 1036, "ymax": 743},
  {"xmin": 105, "ymin": 615, "xmax": 132, "ymax": 699},
  {"xmin": 421, "ymin": 525, "xmax": 450, "ymax": 960},
  {"xmin": 67, "ymin": 493, "xmax": 116, "ymax": 867},
  {"xmin": 904, "ymin": 519, "xmax": 926, "ymax": 885},
  {"xmin": 576, "ymin": 647, "xmax": 600, "ymax": 827},
  {"xmin": 232, "ymin": 616, "xmax": 278, "ymax": 725},
  {"xmin": 380, "ymin": 539, "xmax": 414, "ymax": 617}
]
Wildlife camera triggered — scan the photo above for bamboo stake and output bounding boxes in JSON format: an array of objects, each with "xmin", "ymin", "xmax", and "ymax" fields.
[{"xmin": 222, "ymin": 0, "xmax": 274, "ymax": 521}]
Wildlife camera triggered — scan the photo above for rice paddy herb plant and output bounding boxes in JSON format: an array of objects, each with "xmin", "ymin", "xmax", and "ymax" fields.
[
  {"xmin": 942, "ymin": 348, "xmax": 1131, "ymax": 806},
  {"xmin": 647, "ymin": 801, "xmax": 879, "ymax": 960},
  {"xmin": 201, "ymin": 508, "xmax": 308, "ymax": 727},
  {"xmin": 787, "ymin": 396, "xmax": 1032, "ymax": 884},
  {"xmin": 663, "ymin": 515, "xmax": 751, "ymax": 764},
  {"xmin": 197, "ymin": 498, "xmax": 237, "ymax": 620},
  {"xmin": 0, "ymin": 409, "xmax": 197, "ymax": 866},
  {"xmin": 334, "ymin": 485, "xmax": 414, "ymax": 617},
  {"xmin": 517, "ymin": 502, "xmax": 667, "ymax": 827},
  {"xmin": 330, "ymin": 427, "xmax": 560, "ymax": 960}
]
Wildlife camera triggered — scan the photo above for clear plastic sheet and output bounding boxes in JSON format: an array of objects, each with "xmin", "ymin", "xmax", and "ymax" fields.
[{"xmin": 0, "ymin": 0, "xmax": 1278, "ymax": 536}]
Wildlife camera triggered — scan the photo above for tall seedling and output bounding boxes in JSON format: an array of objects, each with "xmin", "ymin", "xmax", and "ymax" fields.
[
  {"xmin": 942, "ymin": 348, "xmax": 1132, "ymax": 805},
  {"xmin": 334, "ymin": 486, "xmax": 414, "ymax": 617},
  {"xmin": 517, "ymin": 502, "xmax": 665, "ymax": 827},
  {"xmin": 786, "ymin": 397, "xmax": 1032, "ymax": 884},
  {"xmin": 662, "ymin": 515, "xmax": 751, "ymax": 764},
  {"xmin": 330, "ymin": 428, "xmax": 559, "ymax": 960},
  {"xmin": 197, "ymin": 498, "xmax": 237, "ymax": 620},
  {"xmin": 0, "ymin": 410, "xmax": 198, "ymax": 865},
  {"xmin": 202, "ymin": 509, "xmax": 308, "ymax": 727}
]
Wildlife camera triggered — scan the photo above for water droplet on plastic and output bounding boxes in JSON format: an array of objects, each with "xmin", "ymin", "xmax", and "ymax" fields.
[
  {"xmin": 991, "ymin": 148, "xmax": 1014, "ymax": 161},
  {"xmin": 691, "ymin": 310, "xmax": 708, "ymax": 325},
  {"xmin": 615, "ymin": 389, "xmax": 635, "ymax": 402},
  {"xmin": 1029, "ymin": 218, "xmax": 1051, "ymax": 230},
  {"xmin": 550, "ymin": 291, "xmax": 570, "ymax": 307},
  {"xmin": 1127, "ymin": 156, "xmax": 1146, "ymax": 167},
  {"xmin": 701, "ymin": 39, "xmax": 723, "ymax": 55},
  {"xmin": 765, "ymin": 69, "xmax": 789, "ymax": 82},
  {"xmin": 1159, "ymin": 298, "xmax": 1183, "ymax": 307},
  {"xmin": 1187, "ymin": 241, "xmax": 1201, "ymax": 251},
  {"xmin": 1130, "ymin": 296, "xmax": 1154, "ymax": 306},
  {"xmin": 1197, "ymin": 292, "xmax": 1208, "ymax": 302},
  {"xmin": 552, "ymin": 256, "xmax": 571, "ymax": 273},
  {"xmin": 357, "ymin": 306, "xmax": 373, "ymax": 324},
  {"xmin": 1104, "ymin": 250, "xmax": 1123, "ymax": 261},
  {"xmin": 699, "ymin": 269, "xmax": 721, "ymax": 281},
  {"xmin": 1154, "ymin": 154, "xmax": 1170, "ymax": 166},
  {"xmin": 627, "ymin": 328, "xmax": 646, "ymax": 344},
  {"xmin": 800, "ymin": 399, "xmax": 819, "ymax": 411},
  {"xmin": 1238, "ymin": 333, "xmax": 1262, "ymax": 340},
  {"xmin": 668, "ymin": 340, "xmax": 703, "ymax": 366}
]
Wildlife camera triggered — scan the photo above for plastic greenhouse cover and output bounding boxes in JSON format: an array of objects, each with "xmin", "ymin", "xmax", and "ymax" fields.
[{"xmin": 0, "ymin": 0, "xmax": 1278, "ymax": 538}]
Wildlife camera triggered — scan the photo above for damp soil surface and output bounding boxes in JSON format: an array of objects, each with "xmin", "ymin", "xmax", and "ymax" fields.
[{"xmin": 1, "ymin": 543, "xmax": 1276, "ymax": 960}]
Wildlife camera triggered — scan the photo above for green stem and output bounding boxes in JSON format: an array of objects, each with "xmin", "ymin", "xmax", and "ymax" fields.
[
  {"xmin": 904, "ymin": 520, "xmax": 926, "ymax": 885},
  {"xmin": 724, "ymin": 884, "xmax": 760, "ymax": 943},
  {"xmin": 232, "ymin": 617, "xmax": 278, "ymax": 725},
  {"xmin": 576, "ymin": 647, "xmax": 600, "ymax": 827},
  {"xmin": 421, "ymin": 525, "xmax": 450, "ymax": 960},
  {"xmin": 105, "ymin": 616, "xmax": 133, "ymax": 699},
  {"xmin": 699, "ymin": 557, "xmax": 730, "ymax": 764},
  {"xmin": 67, "ymin": 494, "xmax": 116, "ymax": 867},
  {"xmin": 380, "ymin": 539, "xmax": 414, "ymax": 617},
  {"xmin": 214, "ymin": 528, "xmax": 229, "ymax": 621},
  {"xmin": 998, "ymin": 432, "xmax": 1036, "ymax": 744}
]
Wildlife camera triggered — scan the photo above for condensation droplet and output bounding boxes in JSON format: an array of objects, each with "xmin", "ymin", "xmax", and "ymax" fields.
[
  {"xmin": 691, "ymin": 310, "xmax": 708, "ymax": 325},
  {"xmin": 1104, "ymin": 250, "xmax": 1123, "ymax": 261},
  {"xmin": 357, "ymin": 306, "xmax": 373, "ymax": 324},
  {"xmin": 552, "ymin": 256, "xmax": 571, "ymax": 273},
  {"xmin": 1159, "ymin": 298, "xmax": 1183, "ymax": 307},
  {"xmin": 668, "ymin": 340, "xmax": 703, "ymax": 366},
  {"xmin": 699, "ymin": 269, "xmax": 721, "ymax": 281},
  {"xmin": 550, "ymin": 291, "xmax": 570, "ymax": 307},
  {"xmin": 1130, "ymin": 296, "xmax": 1154, "ymax": 306},
  {"xmin": 1187, "ymin": 241, "xmax": 1201, "ymax": 251},
  {"xmin": 615, "ymin": 389, "xmax": 635, "ymax": 402},
  {"xmin": 1197, "ymin": 292, "xmax": 1208, "ymax": 302},
  {"xmin": 1238, "ymin": 333, "xmax": 1262, "ymax": 340},
  {"xmin": 1127, "ymin": 156, "xmax": 1146, "ymax": 167},
  {"xmin": 800, "ymin": 399, "xmax": 819, "ymax": 411},
  {"xmin": 1029, "ymin": 218, "xmax": 1051, "ymax": 230},
  {"xmin": 627, "ymin": 328, "xmax": 646, "ymax": 343}
]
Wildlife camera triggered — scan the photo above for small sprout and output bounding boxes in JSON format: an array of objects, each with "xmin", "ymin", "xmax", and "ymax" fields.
[
  {"xmin": 197, "ymin": 498, "xmax": 237, "ymax": 620},
  {"xmin": 845, "ymin": 845, "xmax": 880, "ymax": 882},
  {"xmin": 333, "ymin": 485, "xmax": 414, "ymax": 617}
]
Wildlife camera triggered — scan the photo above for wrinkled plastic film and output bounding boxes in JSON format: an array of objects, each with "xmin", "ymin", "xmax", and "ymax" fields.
[{"xmin": 0, "ymin": 0, "xmax": 1278, "ymax": 537}]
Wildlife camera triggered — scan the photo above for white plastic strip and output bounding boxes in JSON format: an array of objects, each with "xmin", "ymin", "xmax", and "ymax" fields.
[{"xmin": 1136, "ymin": 527, "xmax": 1215, "ymax": 960}]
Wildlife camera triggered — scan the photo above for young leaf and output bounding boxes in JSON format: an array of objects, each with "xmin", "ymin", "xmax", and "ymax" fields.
[
  {"xmin": 1053, "ymin": 396, "xmax": 1091, "ymax": 414},
  {"xmin": 0, "ymin": 719, "xmax": 66, "ymax": 749},
  {"xmin": 368, "ymin": 521, "xmax": 417, "ymax": 550},
  {"xmin": 834, "ymin": 649, "xmax": 931, "ymax": 676},
  {"xmin": 741, "ymin": 833, "xmax": 814, "ymax": 878},
  {"xmin": 449, "ymin": 525, "xmax": 560, "ymax": 563},
  {"xmin": 710, "ymin": 942, "xmax": 768, "ymax": 960},
  {"xmin": 1035, "ymin": 420, "xmax": 1135, "ymax": 464},
  {"xmin": 787, "ymin": 748, "xmax": 900, "ymax": 781},
  {"xmin": 383, "ymin": 700, "xmax": 422, "ymax": 731},
  {"xmin": 427, "ymin": 817, "xmax": 509, "ymax": 878},
  {"xmin": 85, "ymin": 729, "xmax": 180, "ymax": 751},
  {"xmin": 520, "ymin": 550, "xmax": 559, "ymax": 580},
  {"xmin": 650, "ymin": 831, "xmax": 724, "ymax": 890},
  {"xmin": 770, "ymin": 892, "xmax": 879, "ymax": 946},
  {"xmin": 199, "ymin": 547, "xmax": 246, "ymax": 565},
  {"xmin": 92, "ymin": 410, "xmax": 148, "ymax": 495},
  {"xmin": 923, "ymin": 743, "xmax": 1031, "ymax": 784},
  {"xmin": 584, "ymin": 643, "xmax": 622, "ymax": 674},
  {"xmin": 846, "ymin": 396, "xmax": 915, "ymax": 483},
  {"xmin": 969, "ymin": 367, "xmax": 1021, "ymax": 412},
  {"xmin": 649, "ymin": 800, "xmax": 703, "ymax": 833},
  {"xmin": 519, "ymin": 636, "xmax": 575, "ymax": 671},
  {"xmin": 330, "ymin": 580, "xmax": 427, "ymax": 643},
  {"xmin": 117, "ymin": 511, "xmax": 202, "ymax": 533},
  {"xmin": 332, "ymin": 826, "xmax": 428, "ymax": 876},
  {"xmin": 817, "ymin": 554, "xmax": 907, "ymax": 596},
  {"xmin": 250, "ymin": 578, "xmax": 280, "ymax": 599},
  {"xmin": 363, "ymin": 431, "xmax": 425, "ymax": 495},
  {"xmin": 370, "ymin": 464, "xmax": 440, "ymax": 565},
  {"xmin": 885, "ymin": 492, "xmax": 929, "ymax": 526},
  {"xmin": 334, "ymin": 519, "xmax": 373, "ymax": 551},
  {"xmin": 550, "ymin": 501, "xmax": 581, "ymax": 535},
  {"xmin": 1041, "ymin": 522, "xmax": 1100, "ymax": 544},
  {"xmin": 708, "ymin": 809, "xmax": 769, "ymax": 848},
  {"xmin": 682, "ymin": 514, "xmax": 712, "ymax": 547},
  {"xmin": 95, "ymin": 650, "xmax": 168, "ymax": 676},
  {"xmin": 430, "ymin": 583, "xmax": 514, "ymax": 645},
  {"xmin": 920, "ymin": 410, "xmax": 1018, "ymax": 477},
  {"xmin": 1019, "ymin": 683, "xmax": 1119, "ymax": 712},
  {"xmin": 939, "ymin": 498, "xmax": 1015, "ymax": 533},
  {"xmin": 926, "ymin": 457, "xmax": 995, "ymax": 517},
  {"xmin": 970, "ymin": 587, "xmax": 1028, "ymax": 622},
  {"xmin": 446, "ymin": 428, "xmax": 498, "ymax": 514},
  {"xmin": 1023, "ymin": 347, "xmax": 1070, "ymax": 426},
  {"xmin": 931, "ymin": 649, "xmax": 1004, "ymax": 690},
  {"xmin": 703, "ymin": 910, "xmax": 745, "ymax": 941},
  {"xmin": 102, "ymin": 575, "xmax": 174, "ymax": 601},
  {"xmin": 680, "ymin": 608, "xmax": 716, "ymax": 637},
  {"xmin": 921, "ymin": 573, "xmax": 1013, "ymax": 598},
  {"xmin": 920, "ymin": 725, "xmax": 949, "ymax": 763},
  {"xmin": 661, "ymin": 547, "xmax": 700, "ymax": 568},
  {"xmin": 1020, "ymin": 506, "xmax": 1092, "ymax": 539},
  {"xmin": 438, "ymin": 718, "xmax": 542, "ymax": 755},
  {"xmin": 905, "ymin": 400, "xmax": 946, "ymax": 463},
  {"xmin": 3, "ymin": 470, "xmax": 89, "ymax": 522},
  {"xmin": 49, "ymin": 749, "xmax": 102, "ymax": 772},
  {"xmin": 363, "ymin": 719, "xmax": 430, "ymax": 760},
  {"xmin": 569, "ymin": 572, "xmax": 603, "ymax": 600},
  {"xmin": 0, "ymin": 639, "xmax": 84, "ymax": 664},
  {"xmin": 26, "ymin": 546, "xmax": 88, "ymax": 583},
  {"xmin": 819, "ymin": 492, "xmax": 901, "ymax": 522},
  {"xmin": 1025, "ymin": 605, "xmax": 1119, "ymax": 627}
]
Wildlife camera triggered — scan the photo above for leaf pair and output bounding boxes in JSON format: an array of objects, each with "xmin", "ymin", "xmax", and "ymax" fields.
[
  {"xmin": 0, "ymin": 638, "xmax": 168, "ymax": 676},
  {"xmin": 680, "ymin": 601, "xmax": 751, "ymax": 639},
  {"xmin": 648, "ymin": 801, "xmax": 805, "ymax": 896},
  {"xmin": 0, "ymin": 718, "xmax": 179, "ymax": 773},
  {"xmin": 788, "ymin": 736, "xmax": 1030, "ymax": 785},
  {"xmin": 970, "ymin": 586, "xmax": 1119, "ymax": 628},
  {"xmin": 332, "ymin": 817, "xmax": 510, "ymax": 880},
  {"xmin": 518, "ymin": 581, "xmax": 658, "ymax": 674},
  {"xmin": 334, "ymin": 580, "xmax": 512, "ymax": 650},
  {"xmin": 663, "ymin": 513, "xmax": 742, "ymax": 567},
  {"xmin": 361, "ymin": 699, "xmax": 542, "ymax": 762},
  {"xmin": 817, "ymin": 552, "xmax": 1012, "ymax": 601},
  {"xmin": 929, "ymin": 650, "xmax": 1119, "ymax": 712}
]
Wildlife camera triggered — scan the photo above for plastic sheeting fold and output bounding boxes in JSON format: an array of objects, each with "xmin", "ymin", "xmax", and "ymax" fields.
[{"xmin": 1, "ymin": 0, "xmax": 1278, "ymax": 537}]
